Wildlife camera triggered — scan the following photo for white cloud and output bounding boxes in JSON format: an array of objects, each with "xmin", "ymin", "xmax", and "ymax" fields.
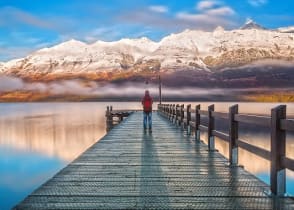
[
  {"xmin": 248, "ymin": 0, "xmax": 267, "ymax": 7},
  {"xmin": 0, "ymin": 6, "xmax": 53, "ymax": 29},
  {"xmin": 148, "ymin": 5, "xmax": 168, "ymax": 13},
  {"xmin": 176, "ymin": 1, "xmax": 236, "ymax": 30},
  {"xmin": 197, "ymin": 0, "xmax": 219, "ymax": 11},
  {"xmin": 84, "ymin": 26, "xmax": 123, "ymax": 43},
  {"xmin": 205, "ymin": 6, "xmax": 235, "ymax": 16},
  {"xmin": 176, "ymin": 12, "xmax": 235, "ymax": 27}
]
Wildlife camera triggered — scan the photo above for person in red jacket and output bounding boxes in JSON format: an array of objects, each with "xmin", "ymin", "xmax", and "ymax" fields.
[{"xmin": 142, "ymin": 90, "xmax": 153, "ymax": 132}]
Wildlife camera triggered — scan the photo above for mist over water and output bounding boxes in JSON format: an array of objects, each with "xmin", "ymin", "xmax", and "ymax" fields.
[
  {"xmin": 0, "ymin": 102, "xmax": 293, "ymax": 209},
  {"xmin": 1, "ymin": 76, "xmax": 292, "ymax": 101}
]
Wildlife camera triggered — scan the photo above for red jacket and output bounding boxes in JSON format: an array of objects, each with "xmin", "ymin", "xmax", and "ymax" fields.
[{"xmin": 142, "ymin": 95, "xmax": 153, "ymax": 112}]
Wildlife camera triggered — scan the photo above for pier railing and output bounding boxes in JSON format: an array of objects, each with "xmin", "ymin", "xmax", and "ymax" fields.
[
  {"xmin": 105, "ymin": 106, "xmax": 134, "ymax": 131},
  {"xmin": 158, "ymin": 103, "xmax": 294, "ymax": 196}
]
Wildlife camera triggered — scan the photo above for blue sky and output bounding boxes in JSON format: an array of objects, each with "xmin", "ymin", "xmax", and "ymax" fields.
[{"xmin": 0, "ymin": 0, "xmax": 293, "ymax": 61}]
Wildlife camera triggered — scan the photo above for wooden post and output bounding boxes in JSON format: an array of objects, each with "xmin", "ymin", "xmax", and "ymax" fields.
[
  {"xmin": 208, "ymin": 104, "xmax": 215, "ymax": 151},
  {"xmin": 106, "ymin": 106, "xmax": 111, "ymax": 132},
  {"xmin": 187, "ymin": 104, "xmax": 191, "ymax": 135},
  {"xmin": 195, "ymin": 104, "xmax": 201, "ymax": 141},
  {"xmin": 165, "ymin": 104, "xmax": 167, "ymax": 115},
  {"xmin": 181, "ymin": 104, "xmax": 184, "ymax": 128},
  {"xmin": 170, "ymin": 104, "xmax": 173, "ymax": 120},
  {"xmin": 175, "ymin": 104, "xmax": 179, "ymax": 125},
  {"xmin": 270, "ymin": 105, "xmax": 286, "ymax": 196},
  {"xmin": 229, "ymin": 104, "xmax": 238, "ymax": 166},
  {"xmin": 169, "ymin": 104, "xmax": 172, "ymax": 121},
  {"xmin": 159, "ymin": 75, "xmax": 162, "ymax": 105},
  {"xmin": 109, "ymin": 106, "xmax": 113, "ymax": 128},
  {"xmin": 173, "ymin": 104, "xmax": 176, "ymax": 123}
]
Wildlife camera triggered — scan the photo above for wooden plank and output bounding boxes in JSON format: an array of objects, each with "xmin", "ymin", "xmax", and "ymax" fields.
[
  {"xmin": 208, "ymin": 105, "xmax": 215, "ymax": 150},
  {"xmin": 212, "ymin": 111, "xmax": 229, "ymax": 119},
  {"xmin": 234, "ymin": 114, "xmax": 271, "ymax": 127},
  {"xmin": 237, "ymin": 139, "xmax": 271, "ymax": 161},
  {"xmin": 281, "ymin": 156, "xmax": 294, "ymax": 171},
  {"xmin": 199, "ymin": 110, "xmax": 209, "ymax": 116},
  {"xmin": 229, "ymin": 105, "xmax": 238, "ymax": 166},
  {"xmin": 15, "ymin": 111, "xmax": 294, "ymax": 210},
  {"xmin": 270, "ymin": 105, "xmax": 286, "ymax": 195},
  {"xmin": 212, "ymin": 130, "xmax": 230, "ymax": 142},
  {"xmin": 195, "ymin": 105, "xmax": 201, "ymax": 141},
  {"xmin": 280, "ymin": 119, "xmax": 294, "ymax": 131},
  {"xmin": 199, "ymin": 125, "xmax": 208, "ymax": 132}
]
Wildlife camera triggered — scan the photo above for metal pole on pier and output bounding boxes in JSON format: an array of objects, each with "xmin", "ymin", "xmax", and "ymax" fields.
[{"xmin": 159, "ymin": 75, "xmax": 162, "ymax": 105}]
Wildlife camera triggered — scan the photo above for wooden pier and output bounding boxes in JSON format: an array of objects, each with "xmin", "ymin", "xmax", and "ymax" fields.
[{"xmin": 15, "ymin": 105, "xmax": 294, "ymax": 209}]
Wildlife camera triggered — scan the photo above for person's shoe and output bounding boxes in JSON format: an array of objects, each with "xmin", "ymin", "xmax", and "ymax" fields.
[{"xmin": 149, "ymin": 128, "xmax": 152, "ymax": 133}]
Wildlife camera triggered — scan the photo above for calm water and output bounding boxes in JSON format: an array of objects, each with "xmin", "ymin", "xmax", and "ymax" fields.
[{"xmin": 0, "ymin": 102, "xmax": 293, "ymax": 209}]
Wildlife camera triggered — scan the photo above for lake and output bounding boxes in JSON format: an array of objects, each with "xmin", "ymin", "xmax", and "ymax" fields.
[{"xmin": 0, "ymin": 102, "xmax": 293, "ymax": 209}]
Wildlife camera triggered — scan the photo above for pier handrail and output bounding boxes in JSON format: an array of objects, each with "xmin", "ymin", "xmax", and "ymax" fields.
[
  {"xmin": 158, "ymin": 103, "xmax": 294, "ymax": 196},
  {"xmin": 105, "ymin": 106, "xmax": 135, "ymax": 131}
]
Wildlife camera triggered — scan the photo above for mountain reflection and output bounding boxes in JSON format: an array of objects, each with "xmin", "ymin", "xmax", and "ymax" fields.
[
  {"xmin": 201, "ymin": 133, "xmax": 294, "ymax": 177},
  {"xmin": 0, "ymin": 103, "xmax": 107, "ymax": 161},
  {"xmin": 0, "ymin": 102, "xmax": 293, "ymax": 171}
]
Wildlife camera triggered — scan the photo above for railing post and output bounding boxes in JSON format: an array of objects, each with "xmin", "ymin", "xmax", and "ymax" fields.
[
  {"xmin": 175, "ymin": 104, "xmax": 179, "ymax": 125},
  {"xmin": 165, "ymin": 104, "xmax": 167, "ymax": 115},
  {"xmin": 270, "ymin": 105, "xmax": 286, "ymax": 196},
  {"xmin": 110, "ymin": 106, "xmax": 113, "ymax": 129},
  {"xmin": 181, "ymin": 104, "xmax": 184, "ymax": 128},
  {"xmin": 229, "ymin": 104, "xmax": 238, "ymax": 166},
  {"xmin": 173, "ymin": 104, "xmax": 176, "ymax": 123},
  {"xmin": 187, "ymin": 104, "xmax": 191, "ymax": 135},
  {"xmin": 106, "ymin": 106, "xmax": 112, "ymax": 132},
  {"xmin": 208, "ymin": 104, "xmax": 215, "ymax": 151},
  {"xmin": 195, "ymin": 104, "xmax": 201, "ymax": 141},
  {"xmin": 169, "ymin": 104, "xmax": 172, "ymax": 121}
]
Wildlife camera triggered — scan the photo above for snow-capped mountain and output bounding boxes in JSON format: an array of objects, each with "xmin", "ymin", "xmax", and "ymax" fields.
[
  {"xmin": 1, "ymin": 23, "xmax": 294, "ymax": 81},
  {"xmin": 240, "ymin": 19, "xmax": 267, "ymax": 30},
  {"xmin": 278, "ymin": 26, "xmax": 294, "ymax": 33}
]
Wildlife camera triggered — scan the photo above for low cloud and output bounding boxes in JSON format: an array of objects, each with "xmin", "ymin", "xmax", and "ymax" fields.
[
  {"xmin": 148, "ymin": 5, "xmax": 169, "ymax": 13},
  {"xmin": 0, "ymin": 76, "xmax": 292, "ymax": 101},
  {"xmin": 176, "ymin": 0, "xmax": 236, "ymax": 30},
  {"xmin": 197, "ymin": 0, "xmax": 219, "ymax": 11},
  {"xmin": 119, "ymin": 1, "xmax": 237, "ymax": 32},
  {"xmin": 0, "ymin": 6, "xmax": 52, "ymax": 29},
  {"xmin": 205, "ymin": 7, "xmax": 235, "ymax": 16},
  {"xmin": 248, "ymin": 0, "xmax": 268, "ymax": 7},
  {"xmin": 0, "ymin": 76, "xmax": 24, "ymax": 92},
  {"xmin": 0, "ymin": 76, "xmax": 229, "ymax": 98}
]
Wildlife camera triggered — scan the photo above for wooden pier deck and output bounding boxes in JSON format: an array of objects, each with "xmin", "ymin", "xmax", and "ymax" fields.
[{"xmin": 15, "ymin": 111, "xmax": 294, "ymax": 209}]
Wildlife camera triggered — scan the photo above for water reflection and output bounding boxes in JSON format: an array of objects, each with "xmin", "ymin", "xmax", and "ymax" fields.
[
  {"xmin": 0, "ymin": 102, "xmax": 293, "ymax": 209},
  {"xmin": 0, "ymin": 102, "xmax": 141, "ymax": 210},
  {"xmin": 0, "ymin": 105, "xmax": 105, "ymax": 161},
  {"xmin": 201, "ymin": 125, "xmax": 294, "ymax": 195}
]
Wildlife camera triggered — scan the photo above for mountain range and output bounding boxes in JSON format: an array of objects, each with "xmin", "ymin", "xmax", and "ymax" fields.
[{"xmin": 0, "ymin": 20, "xmax": 294, "ymax": 98}]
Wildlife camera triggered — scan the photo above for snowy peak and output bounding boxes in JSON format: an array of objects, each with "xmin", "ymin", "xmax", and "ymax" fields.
[
  {"xmin": 116, "ymin": 37, "xmax": 158, "ymax": 52},
  {"xmin": 240, "ymin": 19, "xmax": 267, "ymax": 30},
  {"xmin": 1, "ymin": 26, "xmax": 294, "ymax": 79},
  {"xmin": 53, "ymin": 39, "xmax": 87, "ymax": 49},
  {"xmin": 277, "ymin": 26, "xmax": 294, "ymax": 33}
]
